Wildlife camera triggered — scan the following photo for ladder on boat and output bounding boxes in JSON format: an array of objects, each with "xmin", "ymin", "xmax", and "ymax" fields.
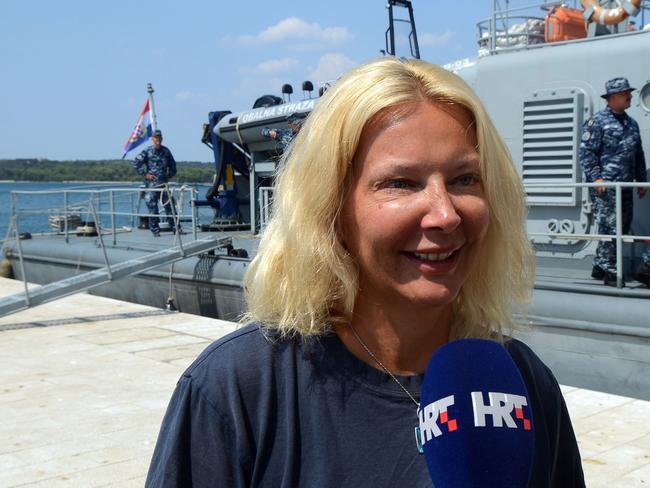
[{"xmin": 0, "ymin": 236, "xmax": 232, "ymax": 317}]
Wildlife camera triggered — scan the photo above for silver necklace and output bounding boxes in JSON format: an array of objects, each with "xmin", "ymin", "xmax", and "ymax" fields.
[
  {"xmin": 347, "ymin": 324, "xmax": 425, "ymax": 453},
  {"xmin": 348, "ymin": 323, "xmax": 420, "ymax": 407}
]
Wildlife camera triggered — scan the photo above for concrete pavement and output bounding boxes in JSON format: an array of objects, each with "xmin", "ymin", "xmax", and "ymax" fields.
[{"xmin": 0, "ymin": 277, "xmax": 648, "ymax": 486}]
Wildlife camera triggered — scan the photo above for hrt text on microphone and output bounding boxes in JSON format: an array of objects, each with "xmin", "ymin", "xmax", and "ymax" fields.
[{"xmin": 418, "ymin": 391, "xmax": 532, "ymax": 445}]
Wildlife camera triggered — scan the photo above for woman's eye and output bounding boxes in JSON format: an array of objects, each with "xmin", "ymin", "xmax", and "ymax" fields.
[
  {"xmin": 382, "ymin": 179, "xmax": 412, "ymax": 189},
  {"xmin": 456, "ymin": 174, "xmax": 480, "ymax": 186}
]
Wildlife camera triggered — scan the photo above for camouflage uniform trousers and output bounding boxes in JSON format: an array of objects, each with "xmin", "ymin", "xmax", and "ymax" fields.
[
  {"xmin": 144, "ymin": 184, "xmax": 177, "ymax": 235},
  {"xmin": 593, "ymin": 189, "xmax": 634, "ymax": 274}
]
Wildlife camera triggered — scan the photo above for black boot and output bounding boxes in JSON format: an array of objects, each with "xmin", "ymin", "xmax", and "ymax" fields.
[
  {"xmin": 604, "ymin": 272, "xmax": 625, "ymax": 287},
  {"xmin": 591, "ymin": 265, "xmax": 605, "ymax": 280},
  {"xmin": 634, "ymin": 263, "xmax": 650, "ymax": 287}
]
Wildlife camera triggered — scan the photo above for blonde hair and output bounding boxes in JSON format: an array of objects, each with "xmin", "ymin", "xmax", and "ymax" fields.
[{"xmin": 243, "ymin": 57, "xmax": 534, "ymax": 339}]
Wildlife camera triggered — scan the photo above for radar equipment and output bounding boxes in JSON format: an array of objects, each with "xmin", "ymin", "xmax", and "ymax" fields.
[{"xmin": 147, "ymin": 82, "xmax": 159, "ymax": 133}]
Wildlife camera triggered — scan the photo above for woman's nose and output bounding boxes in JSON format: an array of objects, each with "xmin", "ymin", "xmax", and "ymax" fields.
[{"xmin": 419, "ymin": 187, "xmax": 461, "ymax": 233}]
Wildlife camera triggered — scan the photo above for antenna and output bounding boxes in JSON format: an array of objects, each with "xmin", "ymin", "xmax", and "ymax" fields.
[{"xmin": 147, "ymin": 83, "xmax": 158, "ymax": 132}]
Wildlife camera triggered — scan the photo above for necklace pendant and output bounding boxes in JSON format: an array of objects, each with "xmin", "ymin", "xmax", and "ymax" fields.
[{"xmin": 414, "ymin": 426, "xmax": 424, "ymax": 454}]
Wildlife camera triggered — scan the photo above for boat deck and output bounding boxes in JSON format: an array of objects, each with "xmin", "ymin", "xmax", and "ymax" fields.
[
  {"xmin": 536, "ymin": 264, "xmax": 650, "ymax": 295},
  {"xmin": 0, "ymin": 277, "xmax": 649, "ymax": 486}
]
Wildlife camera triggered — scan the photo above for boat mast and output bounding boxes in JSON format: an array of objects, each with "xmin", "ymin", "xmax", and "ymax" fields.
[
  {"xmin": 384, "ymin": 0, "xmax": 420, "ymax": 59},
  {"xmin": 147, "ymin": 82, "xmax": 158, "ymax": 132}
]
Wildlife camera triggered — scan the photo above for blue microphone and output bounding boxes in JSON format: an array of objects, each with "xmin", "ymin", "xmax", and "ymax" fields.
[{"xmin": 418, "ymin": 339, "xmax": 534, "ymax": 487}]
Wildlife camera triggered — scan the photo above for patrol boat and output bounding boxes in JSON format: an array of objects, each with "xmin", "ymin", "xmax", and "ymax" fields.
[{"xmin": 2, "ymin": 0, "xmax": 650, "ymax": 401}]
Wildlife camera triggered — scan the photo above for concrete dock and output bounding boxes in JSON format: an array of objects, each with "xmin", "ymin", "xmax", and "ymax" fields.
[{"xmin": 0, "ymin": 277, "xmax": 649, "ymax": 486}]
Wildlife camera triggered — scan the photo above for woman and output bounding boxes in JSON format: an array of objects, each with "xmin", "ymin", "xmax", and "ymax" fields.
[{"xmin": 146, "ymin": 58, "xmax": 585, "ymax": 487}]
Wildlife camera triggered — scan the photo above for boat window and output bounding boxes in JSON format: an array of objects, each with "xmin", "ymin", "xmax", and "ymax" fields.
[{"xmin": 640, "ymin": 83, "xmax": 650, "ymax": 113}]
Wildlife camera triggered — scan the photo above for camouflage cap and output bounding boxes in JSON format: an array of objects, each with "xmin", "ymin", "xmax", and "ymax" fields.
[
  {"xmin": 601, "ymin": 77, "xmax": 636, "ymax": 98},
  {"xmin": 152, "ymin": 129, "xmax": 163, "ymax": 138}
]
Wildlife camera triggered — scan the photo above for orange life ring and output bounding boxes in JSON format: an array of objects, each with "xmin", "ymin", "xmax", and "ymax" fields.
[{"xmin": 580, "ymin": 0, "xmax": 641, "ymax": 25}]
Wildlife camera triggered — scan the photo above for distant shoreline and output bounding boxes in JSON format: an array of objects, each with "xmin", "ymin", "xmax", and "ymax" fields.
[
  {"xmin": 0, "ymin": 180, "xmax": 137, "ymax": 184},
  {"xmin": 0, "ymin": 159, "xmax": 215, "ymax": 184}
]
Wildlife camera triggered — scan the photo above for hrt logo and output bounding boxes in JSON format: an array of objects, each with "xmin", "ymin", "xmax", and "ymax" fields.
[
  {"xmin": 418, "ymin": 391, "xmax": 533, "ymax": 447},
  {"xmin": 418, "ymin": 395, "xmax": 458, "ymax": 444},
  {"xmin": 471, "ymin": 392, "xmax": 532, "ymax": 431}
]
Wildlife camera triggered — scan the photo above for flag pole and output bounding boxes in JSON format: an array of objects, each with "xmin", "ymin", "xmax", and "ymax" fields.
[{"xmin": 147, "ymin": 82, "xmax": 158, "ymax": 132}]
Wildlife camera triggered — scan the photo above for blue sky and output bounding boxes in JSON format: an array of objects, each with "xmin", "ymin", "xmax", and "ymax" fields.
[{"xmin": 0, "ymin": 0, "xmax": 495, "ymax": 162}]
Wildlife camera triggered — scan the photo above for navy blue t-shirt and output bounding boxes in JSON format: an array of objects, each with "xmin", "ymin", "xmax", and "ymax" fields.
[{"xmin": 146, "ymin": 324, "xmax": 584, "ymax": 487}]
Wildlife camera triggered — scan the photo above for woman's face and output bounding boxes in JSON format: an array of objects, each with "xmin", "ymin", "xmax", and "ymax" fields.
[{"xmin": 339, "ymin": 101, "xmax": 490, "ymax": 310}]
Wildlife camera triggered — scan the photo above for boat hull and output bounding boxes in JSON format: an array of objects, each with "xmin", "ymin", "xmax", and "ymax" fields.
[{"xmin": 4, "ymin": 229, "xmax": 251, "ymax": 322}]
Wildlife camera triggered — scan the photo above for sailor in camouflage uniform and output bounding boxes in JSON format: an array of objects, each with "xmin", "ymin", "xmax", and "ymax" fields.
[
  {"xmin": 579, "ymin": 77, "xmax": 649, "ymax": 287},
  {"xmin": 261, "ymin": 112, "xmax": 306, "ymax": 153},
  {"xmin": 133, "ymin": 130, "xmax": 178, "ymax": 237}
]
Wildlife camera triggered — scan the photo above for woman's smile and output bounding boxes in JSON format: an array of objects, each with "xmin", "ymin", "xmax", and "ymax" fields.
[{"xmin": 403, "ymin": 247, "xmax": 462, "ymax": 274}]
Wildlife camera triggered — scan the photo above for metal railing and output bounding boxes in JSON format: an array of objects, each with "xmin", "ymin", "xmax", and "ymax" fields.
[
  {"xmin": 259, "ymin": 186, "xmax": 274, "ymax": 230},
  {"xmin": 525, "ymin": 181, "xmax": 650, "ymax": 288},
  {"xmin": 478, "ymin": 14, "xmax": 546, "ymax": 53},
  {"xmin": 478, "ymin": 1, "xmax": 563, "ymax": 54},
  {"xmin": 6, "ymin": 184, "xmax": 199, "ymax": 244},
  {"xmin": 477, "ymin": 0, "xmax": 650, "ymax": 56},
  {"xmin": 3, "ymin": 184, "xmax": 201, "ymax": 307}
]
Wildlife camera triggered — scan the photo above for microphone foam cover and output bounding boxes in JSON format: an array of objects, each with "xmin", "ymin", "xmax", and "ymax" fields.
[{"xmin": 419, "ymin": 339, "xmax": 534, "ymax": 487}]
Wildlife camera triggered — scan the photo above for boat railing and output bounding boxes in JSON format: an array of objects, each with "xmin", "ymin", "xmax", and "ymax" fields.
[
  {"xmin": 259, "ymin": 186, "xmax": 274, "ymax": 231},
  {"xmin": 525, "ymin": 180, "xmax": 650, "ymax": 288},
  {"xmin": 478, "ymin": 1, "xmax": 650, "ymax": 56},
  {"xmin": 477, "ymin": 15, "xmax": 546, "ymax": 54},
  {"xmin": 3, "ymin": 185, "xmax": 202, "ymax": 302},
  {"xmin": 5, "ymin": 185, "xmax": 200, "ymax": 248},
  {"xmin": 477, "ymin": 1, "xmax": 567, "ymax": 54}
]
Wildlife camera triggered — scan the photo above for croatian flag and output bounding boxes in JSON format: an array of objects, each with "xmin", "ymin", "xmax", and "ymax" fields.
[{"xmin": 122, "ymin": 100, "xmax": 152, "ymax": 158}]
